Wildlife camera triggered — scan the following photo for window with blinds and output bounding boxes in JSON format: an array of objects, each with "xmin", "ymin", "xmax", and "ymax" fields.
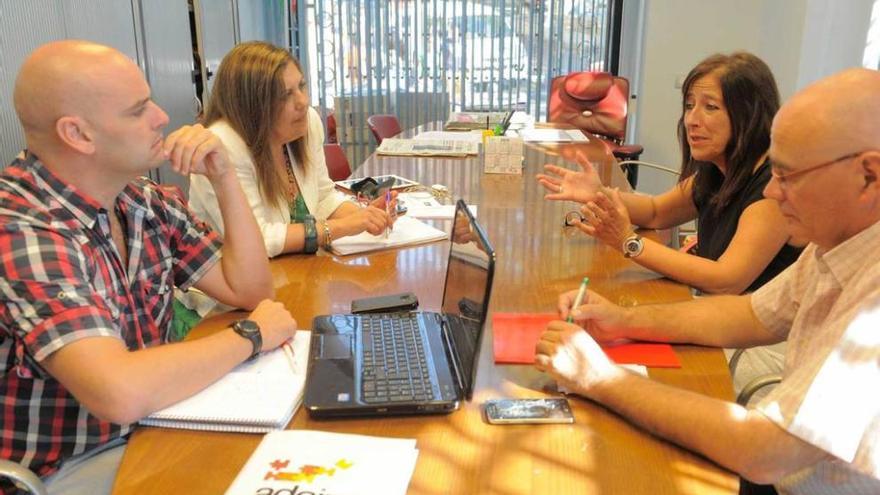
[{"xmin": 293, "ymin": 0, "xmax": 620, "ymax": 167}]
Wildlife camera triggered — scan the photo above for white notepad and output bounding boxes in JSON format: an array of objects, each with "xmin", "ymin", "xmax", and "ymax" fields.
[
  {"xmin": 330, "ymin": 216, "xmax": 448, "ymax": 256},
  {"xmin": 140, "ymin": 331, "xmax": 311, "ymax": 433}
]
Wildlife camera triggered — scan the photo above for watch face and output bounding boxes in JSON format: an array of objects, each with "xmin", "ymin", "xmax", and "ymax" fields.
[
  {"xmin": 624, "ymin": 236, "xmax": 643, "ymax": 257},
  {"xmin": 235, "ymin": 319, "xmax": 260, "ymax": 335},
  {"xmin": 625, "ymin": 239, "xmax": 639, "ymax": 252}
]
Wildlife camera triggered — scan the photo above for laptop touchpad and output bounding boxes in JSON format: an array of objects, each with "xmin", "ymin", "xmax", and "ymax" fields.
[{"xmin": 317, "ymin": 334, "xmax": 352, "ymax": 359}]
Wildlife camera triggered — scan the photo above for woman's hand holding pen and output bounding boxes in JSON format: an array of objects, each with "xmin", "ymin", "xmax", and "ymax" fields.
[
  {"xmin": 536, "ymin": 152, "xmax": 604, "ymax": 204},
  {"xmin": 330, "ymin": 205, "xmax": 391, "ymax": 237},
  {"xmin": 572, "ymin": 188, "xmax": 633, "ymax": 249},
  {"xmin": 369, "ymin": 190, "xmax": 399, "ymax": 228}
]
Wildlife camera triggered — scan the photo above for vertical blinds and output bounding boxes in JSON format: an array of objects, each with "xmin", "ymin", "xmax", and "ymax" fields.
[{"xmin": 293, "ymin": 0, "xmax": 615, "ymax": 167}]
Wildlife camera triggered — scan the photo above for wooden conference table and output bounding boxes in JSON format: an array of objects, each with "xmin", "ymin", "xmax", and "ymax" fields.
[{"xmin": 113, "ymin": 123, "xmax": 737, "ymax": 494}]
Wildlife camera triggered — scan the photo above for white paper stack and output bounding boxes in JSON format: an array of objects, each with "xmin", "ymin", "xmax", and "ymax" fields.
[
  {"xmin": 225, "ymin": 430, "xmax": 419, "ymax": 495},
  {"xmin": 330, "ymin": 215, "xmax": 448, "ymax": 255}
]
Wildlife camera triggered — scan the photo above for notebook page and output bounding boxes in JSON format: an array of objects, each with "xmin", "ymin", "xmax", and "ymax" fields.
[{"xmin": 141, "ymin": 331, "xmax": 310, "ymax": 430}]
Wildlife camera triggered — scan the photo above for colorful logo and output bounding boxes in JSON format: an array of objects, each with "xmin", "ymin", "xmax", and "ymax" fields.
[{"xmin": 264, "ymin": 459, "xmax": 354, "ymax": 483}]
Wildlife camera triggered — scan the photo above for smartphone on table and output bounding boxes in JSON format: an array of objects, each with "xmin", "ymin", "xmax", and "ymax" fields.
[
  {"xmin": 350, "ymin": 292, "xmax": 419, "ymax": 314},
  {"xmin": 484, "ymin": 398, "xmax": 574, "ymax": 424}
]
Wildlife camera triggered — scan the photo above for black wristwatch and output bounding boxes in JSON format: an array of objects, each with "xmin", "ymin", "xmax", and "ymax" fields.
[
  {"xmin": 232, "ymin": 319, "xmax": 262, "ymax": 361},
  {"xmin": 622, "ymin": 234, "xmax": 644, "ymax": 258}
]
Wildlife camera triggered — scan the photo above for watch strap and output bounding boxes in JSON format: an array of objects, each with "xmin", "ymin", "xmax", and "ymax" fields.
[{"xmin": 232, "ymin": 319, "xmax": 262, "ymax": 361}]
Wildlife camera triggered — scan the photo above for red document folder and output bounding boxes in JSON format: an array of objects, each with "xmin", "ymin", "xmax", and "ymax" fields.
[{"xmin": 492, "ymin": 313, "xmax": 681, "ymax": 368}]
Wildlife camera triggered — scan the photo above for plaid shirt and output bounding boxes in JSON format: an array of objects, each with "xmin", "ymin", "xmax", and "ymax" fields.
[{"xmin": 0, "ymin": 153, "xmax": 221, "ymax": 477}]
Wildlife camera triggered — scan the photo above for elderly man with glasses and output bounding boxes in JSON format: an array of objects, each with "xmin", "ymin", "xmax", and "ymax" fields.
[{"xmin": 536, "ymin": 67, "xmax": 880, "ymax": 495}]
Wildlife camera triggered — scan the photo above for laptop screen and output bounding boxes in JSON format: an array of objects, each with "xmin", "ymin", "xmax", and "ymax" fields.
[{"xmin": 440, "ymin": 200, "xmax": 496, "ymax": 399}]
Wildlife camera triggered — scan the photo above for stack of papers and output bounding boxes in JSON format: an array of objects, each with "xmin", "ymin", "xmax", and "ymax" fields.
[
  {"xmin": 376, "ymin": 138, "xmax": 478, "ymax": 157},
  {"xmin": 516, "ymin": 128, "xmax": 589, "ymax": 143},
  {"xmin": 330, "ymin": 215, "xmax": 448, "ymax": 255},
  {"xmin": 225, "ymin": 430, "xmax": 418, "ymax": 495},
  {"xmin": 141, "ymin": 331, "xmax": 311, "ymax": 433},
  {"xmin": 398, "ymin": 192, "xmax": 477, "ymax": 220}
]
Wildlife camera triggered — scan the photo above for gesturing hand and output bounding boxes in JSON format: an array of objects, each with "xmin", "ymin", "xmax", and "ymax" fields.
[
  {"xmin": 573, "ymin": 187, "xmax": 633, "ymax": 249},
  {"xmin": 163, "ymin": 124, "xmax": 230, "ymax": 181},
  {"xmin": 535, "ymin": 152, "xmax": 604, "ymax": 204}
]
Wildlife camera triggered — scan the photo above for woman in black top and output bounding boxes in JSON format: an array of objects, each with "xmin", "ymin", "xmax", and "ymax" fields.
[{"xmin": 538, "ymin": 52, "xmax": 802, "ymax": 294}]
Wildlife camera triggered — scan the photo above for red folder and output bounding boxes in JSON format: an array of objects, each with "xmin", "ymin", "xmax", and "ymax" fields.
[{"xmin": 492, "ymin": 313, "xmax": 681, "ymax": 368}]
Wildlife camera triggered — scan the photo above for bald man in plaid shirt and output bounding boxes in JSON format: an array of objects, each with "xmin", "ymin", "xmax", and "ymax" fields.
[
  {"xmin": 0, "ymin": 41, "xmax": 297, "ymax": 493},
  {"xmin": 537, "ymin": 68, "xmax": 880, "ymax": 495}
]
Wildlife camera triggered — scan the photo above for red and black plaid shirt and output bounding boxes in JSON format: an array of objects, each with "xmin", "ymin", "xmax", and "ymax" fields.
[{"xmin": 0, "ymin": 153, "xmax": 221, "ymax": 477}]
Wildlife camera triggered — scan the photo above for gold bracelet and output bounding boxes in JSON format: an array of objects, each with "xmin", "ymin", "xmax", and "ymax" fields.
[{"xmin": 322, "ymin": 221, "xmax": 332, "ymax": 249}]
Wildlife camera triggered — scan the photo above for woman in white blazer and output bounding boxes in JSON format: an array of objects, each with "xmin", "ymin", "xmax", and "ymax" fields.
[{"xmin": 189, "ymin": 41, "xmax": 393, "ymax": 257}]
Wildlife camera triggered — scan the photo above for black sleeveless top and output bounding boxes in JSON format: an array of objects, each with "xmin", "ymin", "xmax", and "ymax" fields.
[{"xmin": 693, "ymin": 161, "xmax": 802, "ymax": 293}]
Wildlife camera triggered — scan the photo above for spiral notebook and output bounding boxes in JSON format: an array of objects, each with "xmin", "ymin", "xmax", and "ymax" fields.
[{"xmin": 140, "ymin": 331, "xmax": 311, "ymax": 433}]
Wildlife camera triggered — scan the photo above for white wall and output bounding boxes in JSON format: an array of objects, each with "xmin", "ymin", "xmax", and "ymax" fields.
[{"xmin": 629, "ymin": 0, "xmax": 874, "ymax": 195}]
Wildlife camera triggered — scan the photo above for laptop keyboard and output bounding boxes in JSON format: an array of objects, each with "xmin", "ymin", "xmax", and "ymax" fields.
[{"xmin": 360, "ymin": 314, "xmax": 437, "ymax": 403}]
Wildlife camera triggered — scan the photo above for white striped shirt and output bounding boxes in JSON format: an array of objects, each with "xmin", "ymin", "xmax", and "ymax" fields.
[{"xmin": 752, "ymin": 218, "xmax": 880, "ymax": 494}]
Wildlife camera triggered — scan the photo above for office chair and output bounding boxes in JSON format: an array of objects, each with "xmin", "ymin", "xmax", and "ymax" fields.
[
  {"xmin": 548, "ymin": 71, "xmax": 644, "ymax": 187},
  {"xmin": 325, "ymin": 112, "xmax": 338, "ymax": 144},
  {"xmin": 728, "ymin": 349, "xmax": 782, "ymax": 406},
  {"xmin": 0, "ymin": 460, "xmax": 47, "ymax": 495},
  {"xmin": 366, "ymin": 114, "xmax": 403, "ymax": 146},
  {"xmin": 323, "ymin": 143, "xmax": 353, "ymax": 181}
]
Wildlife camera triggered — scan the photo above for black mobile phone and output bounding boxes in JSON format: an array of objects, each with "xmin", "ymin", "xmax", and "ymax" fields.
[
  {"xmin": 350, "ymin": 292, "xmax": 419, "ymax": 314},
  {"xmin": 484, "ymin": 398, "xmax": 574, "ymax": 424}
]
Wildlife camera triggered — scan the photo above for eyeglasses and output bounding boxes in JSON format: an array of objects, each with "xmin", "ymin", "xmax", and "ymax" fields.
[{"xmin": 769, "ymin": 151, "xmax": 864, "ymax": 188}]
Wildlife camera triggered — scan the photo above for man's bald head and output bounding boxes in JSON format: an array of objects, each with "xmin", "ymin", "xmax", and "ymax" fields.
[
  {"xmin": 771, "ymin": 68, "xmax": 880, "ymax": 165},
  {"xmin": 13, "ymin": 40, "xmax": 138, "ymax": 140},
  {"xmin": 765, "ymin": 68, "xmax": 880, "ymax": 249}
]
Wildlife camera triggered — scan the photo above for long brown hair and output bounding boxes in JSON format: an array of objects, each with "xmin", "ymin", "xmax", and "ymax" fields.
[
  {"xmin": 204, "ymin": 41, "xmax": 308, "ymax": 209},
  {"xmin": 676, "ymin": 52, "xmax": 780, "ymax": 213}
]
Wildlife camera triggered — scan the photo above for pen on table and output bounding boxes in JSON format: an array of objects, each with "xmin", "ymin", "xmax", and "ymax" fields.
[
  {"xmin": 384, "ymin": 188, "xmax": 392, "ymax": 238},
  {"xmin": 567, "ymin": 277, "xmax": 590, "ymax": 323}
]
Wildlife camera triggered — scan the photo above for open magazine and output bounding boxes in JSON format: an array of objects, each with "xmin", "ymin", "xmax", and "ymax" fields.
[{"xmin": 376, "ymin": 138, "xmax": 478, "ymax": 157}]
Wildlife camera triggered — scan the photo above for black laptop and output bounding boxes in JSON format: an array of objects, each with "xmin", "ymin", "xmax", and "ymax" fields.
[{"xmin": 304, "ymin": 200, "xmax": 496, "ymax": 418}]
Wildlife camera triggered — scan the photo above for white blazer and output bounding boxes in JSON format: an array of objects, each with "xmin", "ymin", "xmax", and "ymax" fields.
[{"xmin": 189, "ymin": 107, "xmax": 347, "ymax": 257}]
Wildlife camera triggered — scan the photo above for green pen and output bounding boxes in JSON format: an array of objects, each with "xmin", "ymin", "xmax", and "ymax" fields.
[{"xmin": 567, "ymin": 277, "xmax": 590, "ymax": 323}]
